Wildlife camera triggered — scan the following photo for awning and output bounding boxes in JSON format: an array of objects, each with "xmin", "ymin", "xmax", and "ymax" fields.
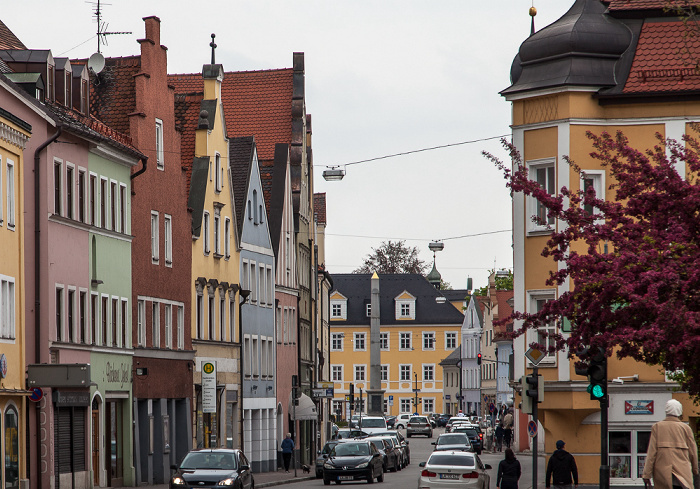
[{"xmin": 288, "ymin": 392, "xmax": 317, "ymax": 420}]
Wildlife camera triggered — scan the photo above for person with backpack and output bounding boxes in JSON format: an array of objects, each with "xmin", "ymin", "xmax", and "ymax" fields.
[{"xmin": 497, "ymin": 448, "xmax": 522, "ymax": 489}]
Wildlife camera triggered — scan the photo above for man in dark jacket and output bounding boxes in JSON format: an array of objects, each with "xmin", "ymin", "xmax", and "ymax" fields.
[{"xmin": 546, "ymin": 440, "xmax": 578, "ymax": 489}]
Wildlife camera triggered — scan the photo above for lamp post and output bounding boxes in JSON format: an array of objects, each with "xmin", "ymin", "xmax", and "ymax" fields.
[{"xmin": 413, "ymin": 373, "xmax": 420, "ymax": 414}]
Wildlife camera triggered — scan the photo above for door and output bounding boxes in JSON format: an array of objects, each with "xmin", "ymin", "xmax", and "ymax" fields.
[
  {"xmin": 105, "ymin": 401, "xmax": 123, "ymax": 487},
  {"xmin": 92, "ymin": 407, "xmax": 100, "ymax": 486}
]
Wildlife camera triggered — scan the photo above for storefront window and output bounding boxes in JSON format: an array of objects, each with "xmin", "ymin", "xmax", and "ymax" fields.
[
  {"xmin": 5, "ymin": 406, "xmax": 19, "ymax": 489},
  {"xmin": 609, "ymin": 430, "xmax": 650, "ymax": 480}
]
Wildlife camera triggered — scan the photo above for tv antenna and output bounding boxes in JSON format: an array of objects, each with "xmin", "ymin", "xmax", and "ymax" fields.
[{"xmin": 88, "ymin": 0, "xmax": 131, "ymax": 53}]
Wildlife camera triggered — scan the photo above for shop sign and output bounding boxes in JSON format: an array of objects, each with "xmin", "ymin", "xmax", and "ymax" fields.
[
  {"xmin": 53, "ymin": 390, "xmax": 90, "ymax": 407},
  {"xmin": 624, "ymin": 400, "xmax": 654, "ymax": 415},
  {"xmin": 105, "ymin": 361, "xmax": 131, "ymax": 388},
  {"xmin": 202, "ymin": 361, "xmax": 217, "ymax": 414}
]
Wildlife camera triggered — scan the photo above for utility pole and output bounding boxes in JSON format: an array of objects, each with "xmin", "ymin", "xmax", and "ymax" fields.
[{"xmin": 414, "ymin": 372, "xmax": 420, "ymax": 413}]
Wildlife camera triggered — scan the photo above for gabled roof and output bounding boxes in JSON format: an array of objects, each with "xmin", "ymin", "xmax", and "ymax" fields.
[
  {"xmin": 187, "ymin": 157, "xmax": 209, "ymax": 237},
  {"xmin": 463, "ymin": 295, "xmax": 484, "ymax": 330},
  {"xmin": 229, "ymin": 136, "xmax": 256, "ymax": 236},
  {"xmin": 169, "ymin": 67, "xmax": 293, "ymax": 163},
  {"xmin": 268, "ymin": 143, "xmax": 290, "ymax": 258},
  {"xmin": 330, "ymin": 274, "xmax": 464, "ymax": 326},
  {"xmin": 0, "ymin": 20, "xmax": 26, "ymax": 50},
  {"xmin": 439, "ymin": 347, "xmax": 462, "ymax": 367},
  {"xmin": 174, "ymin": 91, "xmax": 203, "ymax": 192}
]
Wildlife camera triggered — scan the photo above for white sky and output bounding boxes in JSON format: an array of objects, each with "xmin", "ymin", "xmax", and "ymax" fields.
[{"xmin": 3, "ymin": 1, "xmax": 572, "ymax": 291}]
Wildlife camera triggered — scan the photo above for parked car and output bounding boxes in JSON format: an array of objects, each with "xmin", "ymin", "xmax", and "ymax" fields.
[
  {"xmin": 371, "ymin": 431, "xmax": 410, "ymax": 467},
  {"xmin": 358, "ymin": 416, "xmax": 388, "ymax": 435},
  {"xmin": 451, "ymin": 426, "xmax": 482, "ymax": 454},
  {"xmin": 407, "ymin": 416, "xmax": 433, "ymax": 438},
  {"xmin": 395, "ymin": 413, "xmax": 412, "ymax": 430},
  {"xmin": 322, "ymin": 440, "xmax": 384, "ymax": 485},
  {"xmin": 336, "ymin": 428, "xmax": 370, "ymax": 440},
  {"xmin": 431, "ymin": 433, "xmax": 471, "ymax": 452},
  {"xmin": 170, "ymin": 449, "xmax": 253, "ymax": 489},
  {"xmin": 367, "ymin": 437, "xmax": 400, "ymax": 472},
  {"xmin": 417, "ymin": 451, "xmax": 491, "ymax": 489},
  {"xmin": 316, "ymin": 441, "xmax": 341, "ymax": 478},
  {"xmin": 445, "ymin": 417, "xmax": 471, "ymax": 433},
  {"xmin": 385, "ymin": 415, "xmax": 396, "ymax": 428},
  {"xmin": 436, "ymin": 414, "xmax": 451, "ymax": 427}
]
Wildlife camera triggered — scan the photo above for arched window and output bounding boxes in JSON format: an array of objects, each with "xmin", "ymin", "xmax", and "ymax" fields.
[{"xmin": 5, "ymin": 405, "xmax": 19, "ymax": 489}]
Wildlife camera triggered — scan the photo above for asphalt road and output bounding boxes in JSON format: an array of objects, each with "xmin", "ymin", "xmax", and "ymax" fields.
[{"xmin": 313, "ymin": 428, "xmax": 547, "ymax": 489}]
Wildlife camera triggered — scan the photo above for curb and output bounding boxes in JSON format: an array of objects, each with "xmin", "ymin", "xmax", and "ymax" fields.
[{"xmin": 257, "ymin": 476, "xmax": 315, "ymax": 488}]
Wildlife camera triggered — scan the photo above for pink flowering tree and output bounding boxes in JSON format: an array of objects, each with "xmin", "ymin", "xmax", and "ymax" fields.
[{"xmin": 484, "ymin": 129, "xmax": 700, "ymax": 399}]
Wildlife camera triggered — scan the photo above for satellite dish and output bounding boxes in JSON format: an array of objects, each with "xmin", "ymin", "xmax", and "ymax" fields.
[{"xmin": 88, "ymin": 52, "xmax": 105, "ymax": 74}]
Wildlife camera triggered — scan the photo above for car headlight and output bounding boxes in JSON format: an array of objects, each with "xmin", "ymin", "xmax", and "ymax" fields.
[
  {"xmin": 324, "ymin": 462, "xmax": 335, "ymax": 469},
  {"xmin": 357, "ymin": 462, "xmax": 369, "ymax": 468},
  {"xmin": 218, "ymin": 478, "xmax": 235, "ymax": 486},
  {"xmin": 171, "ymin": 476, "xmax": 185, "ymax": 485}
]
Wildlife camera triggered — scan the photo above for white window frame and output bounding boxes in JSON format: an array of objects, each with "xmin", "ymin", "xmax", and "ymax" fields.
[
  {"xmin": 155, "ymin": 118, "xmax": 164, "ymax": 169},
  {"xmin": 0, "ymin": 276, "xmax": 16, "ymax": 340},
  {"xmin": 214, "ymin": 212, "xmax": 221, "ymax": 256},
  {"xmin": 177, "ymin": 305, "xmax": 185, "ymax": 350},
  {"xmin": 366, "ymin": 303, "xmax": 371, "ymax": 317},
  {"xmin": 332, "ymin": 365, "xmax": 343, "ymax": 382},
  {"xmin": 137, "ymin": 299, "xmax": 146, "ymax": 347},
  {"xmin": 528, "ymin": 289, "xmax": 557, "ymax": 365},
  {"xmin": 354, "ymin": 364, "xmax": 366, "ymax": 382},
  {"xmin": 331, "ymin": 332, "xmax": 343, "ymax": 351},
  {"xmin": 55, "ymin": 285, "xmax": 64, "ymax": 342},
  {"xmin": 219, "ymin": 289, "xmax": 226, "ymax": 342},
  {"xmin": 151, "ymin": 211, "xmax": 159, "ymax": 264},
  {"xmin": 224, "ymin": 217, "xmax": 231, "ymax": 259},
  {"xmin": 164, "ymin": 303, "xmax": 172, "ymax": 349},
  {"xmin": 581, "ymin": 170, "xmax": 605, "ymax": 219},
  {"xmin": 422, "ymin": 331, "xmax": 435, "ymax": 351},
  {"xmin": 110, "ymin": 179, "xmax": 117, "ymax": 231},
  {"xmin": 527, "ymin": 158, "xmax": 556, "ymax": 233},
  {"xmin": 400, "ymin": 398, "xmax": 412, "ymax": 414},
  {"xmin": 66, "ymin": 164, "xmax": 75, "ymax": 220},
  {"xmin": 215, "ymin": 153, "xmax": 222, "ymax": 192},
  {"xmin": 203, "ymin": 211, "xmax": 210, "ymax": 255},
  {"xmin": 152, "ymin": 301, "xmax": 160, "ymax": 348},
  {"xmin": 89, "ymin": 172, "xmax": 97, "ymax": 226},
  {"xmin": 100, "ymin": 177, "xmax": 108, "ymax": 229},
  {"xmin": 380, "ymin": 365, "xmax": 389, "ymax": 382},
  {"xmin": 423, "ymin": 397, "xmax": 435, "ymax": 414},
  {"xmin": 379, "ymin": 332, "xmax": 389, "ymax": 351},
  {"xmin": 119, "ymin": 183, "xmax": 127, "ymax": 234},
  {"xmin": 54, "ymin": 159, "xmax": 63, "ymax": 216},
  {"xmin": 399, "ymin": 332, "xmax": 412, "ymax": 351},
  {"xmin": 67, "ymin": 287, "xmax": 76, "ymax": 343},
  {"xmin": 229, "ymin": 296, "xmax": 236, "ymax": 343},
  {"xmin": 399, "ymin": 364, "xmax": 411, "ymax": 382},
  {"xmin": 6, "ymin": 158, "xmax": 14, "ymax": 229},
  {"xmin": 164, "ymin": 214, "xmax": 172, "ymax": 266},
  {"xmin": 423, "ymin": 363, "xmax": 435, "ymax": 381},
  {"xmin": 353, "ymin": 332, "xmax": 366, "ymax": 351},
  {"xmin": 445, "ymin": 331, "xmax": 457, "ymax": 350},
  {"xmin": 0, "ymin": 155, "xmax": 3, "ymax": 226},
  {"xmin": 267, "ymin": 266, "xmax": 273, "ymax": 308}
]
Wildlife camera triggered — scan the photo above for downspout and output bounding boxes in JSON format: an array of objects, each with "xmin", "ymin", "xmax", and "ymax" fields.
[
  {"xmin": 130, "ymin": 156, "xmax": 148, "ymax": 181},
  {"xmin": 34, "ymin": 124, "xmax": 62, "ymax": 487}
]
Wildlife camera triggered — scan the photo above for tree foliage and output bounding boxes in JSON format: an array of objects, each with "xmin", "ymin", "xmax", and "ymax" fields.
[
  {"xmin": 485, "ymin": 129, "xmax": 700, "ymax": 398},
  {"xmin": 474, "ymin": 270, "xmax": 514, "ymax": 296},
  {"xmin": 354, "ymin": 240, "xmax": 429, "ymax": 275}
]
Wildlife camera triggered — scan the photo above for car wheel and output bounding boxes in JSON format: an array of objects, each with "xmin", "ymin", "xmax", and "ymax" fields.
[
  {"xmin": 367, "ymin": 469, "xmax": 374, "ymax": 484},
  {"xmin": 335, "ymin": 481, "xmax": 341, "ymax": 485},
  {"xmin": 396, "ymin": 424, "xmax": 404, "ymax": 430},
  {"xmin": 323, "ymin": 478, "xmax": 331, "ymax": 486},
  {"xmin": 317, "ymin": 471, "xmax": 323, "ymax": 479}
]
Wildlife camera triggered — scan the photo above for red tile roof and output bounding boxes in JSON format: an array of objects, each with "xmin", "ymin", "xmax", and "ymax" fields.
[
  {"xmin": 314, "ymin": 192, "xmax": 326, "ymax": 225},
  {"xmin": 0, "ymin": 20, "xmax": 26, "ymax": 50},
  {"xmin": 174, "ymin": 91, "xmax": 204, "ymax": 192},
  {"xmin": 607, "ymin": 0, "xmax": 684, "ymax": 10},
  {"xmin": 168, "ymin": 68, "xmax": 293, "ymax": 162},
  {"xmin": 623, "ymin": 20, "xmax": 700, "ymax": 93}
]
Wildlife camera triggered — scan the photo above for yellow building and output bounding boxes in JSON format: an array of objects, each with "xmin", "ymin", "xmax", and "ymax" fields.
[
  {"xmin": 172, "ymin": 62, "xmax": 242, "ymax": 449},
  {"xmin": 329, "ymin": 274, "xmax": 463, "ymax": 417},
  {"xmin": 0, "ymin": 102, "xmax": 31, "ymax": 487},
  {"xmin": 502, "ymin": 1, "xmax": 700, "ymax": 484}
]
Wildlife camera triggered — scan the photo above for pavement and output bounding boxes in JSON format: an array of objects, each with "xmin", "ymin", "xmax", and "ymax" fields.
[{"xmin": 147, "ymin": 468, "xmax": 314, "ymax": 489}]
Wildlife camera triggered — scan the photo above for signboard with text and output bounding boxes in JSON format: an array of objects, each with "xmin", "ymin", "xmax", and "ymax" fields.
[
  {"xmin": 625, "ymin": 400, "xmax": 654, "ymax": 415},
  {"xmin": 202, "ymin": 361, "xmax": 217, "ymax": 414}
]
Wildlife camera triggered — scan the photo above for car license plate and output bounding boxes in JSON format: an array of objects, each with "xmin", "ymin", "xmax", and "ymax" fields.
[
  {"xmin": 339, "ymin": 476, "xmax": 354, "ymax": 481},
  {"xmin": 440, "ymin": 474, "xmax": 459, "ymax": 479}
]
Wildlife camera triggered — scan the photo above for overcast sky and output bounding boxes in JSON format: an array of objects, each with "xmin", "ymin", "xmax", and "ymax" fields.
[{"xmin": 4, "ymin": 1, "xmax": 572, "ymax": 291}]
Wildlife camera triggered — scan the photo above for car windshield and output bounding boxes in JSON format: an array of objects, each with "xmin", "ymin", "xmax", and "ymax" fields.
[
  {"xmin": 332, "ymin": 443, "xmax": 370, "ymax": 457},
  {"xmin": 180, "ymin": 452, "xmax": 237, "ymax": 470},
  {"xmin": 428, "ymin": 454, "xmax": 475, "ymax": 467},
  {"xmin": 361, "ymin": 419, "xmax": 386, "ymax": 428},
  {"xmin": 437, "ymin": 435, "xmax": 468, "ymax": 445},
  {"xmin": 322, "ymin": 443, "xmax": 337, "ymax": 454},
  {"xmin": 370, "ymin": 440, "xmax": 384, "ymax": 451},
  {"xmin": 409, "ymin": 417, "xmax": 427, "ymax": 423}
]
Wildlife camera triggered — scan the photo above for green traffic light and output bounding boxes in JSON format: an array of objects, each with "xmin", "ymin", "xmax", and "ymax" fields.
[{"xmin": 591, "ymin": 384, "xmax": 605, "ymax": 399}]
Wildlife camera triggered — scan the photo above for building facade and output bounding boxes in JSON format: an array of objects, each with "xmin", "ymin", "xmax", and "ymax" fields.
[{"xmin": 460, "ymin": 295, "xmax": 483, "ymax": 415}]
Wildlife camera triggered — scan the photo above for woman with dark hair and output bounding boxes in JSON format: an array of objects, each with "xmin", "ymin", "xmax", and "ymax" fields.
[{"xmin": 497, "ymin": 448, "xmax": 521, "ymax": 489}]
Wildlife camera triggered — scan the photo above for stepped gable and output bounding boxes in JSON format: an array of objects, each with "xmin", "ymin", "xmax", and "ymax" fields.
[
  {"xmin": 169, "ymin": 67, "xmax": 293, "ymax": 162},
  {"xmin": 0, "ymin": 20, "xmax": 26, "ymax": 50},
  {"xmin": 174, "ymin": 91, "xmax": 203, "ymax": 193}
]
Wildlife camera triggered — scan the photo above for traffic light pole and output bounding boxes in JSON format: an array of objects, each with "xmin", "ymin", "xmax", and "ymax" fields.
[{"xmin": 532, "ymin": 366, "xmax": 538, "ymax": 489}]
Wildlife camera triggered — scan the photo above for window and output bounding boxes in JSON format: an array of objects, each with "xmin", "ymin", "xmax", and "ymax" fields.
[
  {"xmin": 67, "ymin": 289, "xmax": 75, "ymax": 343},
  {"xmin": 137, "ymin": 300, "xmax": 146, "ymax": 347},
  {"xmin": 332, "ymin": 365, "xmax": 343, "ymax": 381},
  {"xmin": 244, "ymin": 336, "xmax": 251, "ymax": 376},
  {"xmin": 400, "ymin": 332, "xmax": 412, "ymax": 350},
  {"xmin": 177, "ymin": 306, "xmax": 185, "ymax": 350},
  {"xmin": 90, "ymin": 293, "xmax": 98, "ymax": 345},
  {"xmin": 366, "ymin": 304, "xmax": 371, "ymax": 317},
  {"xmin": 48, "ymin": 64, "xmax": 55, "ymax": 101},
  {"xmin": 203, "ymin": 211, "xmax": 210, "ymax": 254},
  {"xmin": 399, "ymin": 364, "xmax": 411, "ymax": 382},
  {"xmin": 208, "ymin": 292, "xmax": 215, "ymax": 340},
  {"xmin": 89, "ymin": 174, "xmax": 97, "ymax": 225},
  {"xmin": 164, "ymin": 214, "xmax": 172, "ymax": 265},
  {"xmin": 528, "ymin": 159, "xmax": 556, "ymax": 231},
  {"xmin": 55, "ymin": 287, "xmax": 64, "ymax": 341},
  {"xmin": 6, "ymin": 159, "xmax": 14, "ymax": 228},
  {"xmin": 79, "ymin": 291, "xmax": 87, "ymax": 343},
  {"xmin": 196, "ymin": 289, "xmax": 203, "ymax": 339},
  {"xmin": 331, "ymin": 304, "xmax": 342, "ymax": 318},
  {"xmin": 121, "ymin": 299, "xmax": 127, "ymax": 348},
  {"xmin": 219, "ymin": 290, "xmax": 225, "ymax": 341},
  {"xmin": 164, "ymin": 304, "xmax": 172, "ymax": 349},
  {"xmin": 0, "ymin": 157, "xmax": 3, "ymax": 225},
  {"xmin": 252, "ymin": 337, "xmax": 259, "ymax": 377},
  {"xmin": 101, "ymin": 296, "xmax": 108, "ymax": 346},
  {"xmin": 156, "ymin": 119, "xmax": 164, "ymax": 169},
  {"xmin": 250, "ymin": 261, "xmax": 257, "ymax": 303},
  {"xmin": 379, "ymin": 332, "xmax": 389, "ymax": 351},
  {"xmin": 400, "ymin": 303, "xmax": 411, "ymax": 317},
  {"xmin": 119, "ymin": 184, "xmax": 126, "ymax": 233},
  {"xmin": 111, "ymin": 298, "xmax": 118, "ymax": 347},
  {"xmin": 78, "ymin": 170, "xmax": 86, "ymax": 223},
  {"xmin": 582, "ymin": 170, "xmax": 605, "ymax": 217},
  {"xmin": 608, "ymin": 430, "xmax": 651, "ymax": 480},
  {"xmin": 252, "ymin": 190, "xmax": 258, "ymax": 224},
  {"xmin": 0, "ymin": 277, "xmax": 15, "ymax": 339},
  {"xmin": 65, "ymin": 165, "xmax": 74, "ymax": 220},
  {"xmin": 267, "ymin": 266, "xmax": 273, "ymax": 308},
  {"xmin": 259, "ymin": 263, "xmax": 266, "ymax": 305},
  {"xmin": 400, "ymin": 399, "xmax": 412, "ymax": 414},
  {"xmin": 224, "ymin": 217, "xmax": 231, "ymax": 258},
  {"xmin": 229, "ymin": 296, "xmax": 235, "ymax": 343},
  {"xmin": 54, "ymin": 160, "xmax": 62, "ymax": 215},
  {"xmin": 214, "ymin": 212, "xmax": 221, "ymax": 256},
  {"xmin": 110, "ymin": 181, "xmax": 117, "ymax": 231},
  {"xmin": 331, "ymin": 333, "xmax": 343, "ymax": 351},
  {"xmin": 151, "ymin": 212, "xmax": 159, "ymax": 263},
  {"xmin": 215, "ymin": 153, "xmax": 222, "ymax": 192},
  {"xmin": 354, "ymin": 332, "xmax": 366, "ymax": 351},
  {"xmin": 5, "ymin": 405, "xmax": 19, "ymax": 489},
  {"xmin": 423, "ymin": 364, "xmax": 434, "ymax": 381},
  {"xmin": 354, "ymin": 365, "xmax": 366, "ymax": 382},
  {"xmin": 445, "ymin": 332, "xmax": 457, "ymax": 350},
  {"xmin": 530, "ymin": 291, "xmax": 556, "ymax": 362},
  {"xmin": 423, "ymin": 398, "xmax": 434, "ymax": 414},
  {"xmin": 100, "ymin": 178, "xmax": 107, "ymax": 228},
  {"xmin": 423, "ymin": 332, "xmax": 435, "ymax": 350},
  {"xmin": 152, "ymin": 302, "xmax": 160, "ymax": 348},
  {"xmin": 381, "ymin": 365, "xmax": 388, "ymax": 382}
]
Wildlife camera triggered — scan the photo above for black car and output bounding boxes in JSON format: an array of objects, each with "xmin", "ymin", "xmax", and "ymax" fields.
[
  {"xmin": 385, "ymin": 416, "xmax": 396, "ymax": 429},
  {"xmin": 367, "ymin": 437, "xmax": 400, "ymax": 472},
  {"xmin": 322, "ymin": 440, "xmax": 384, "ymax": 485},
  {"xmin": 368, "ymin": 431, "xmax": 409, "ymax": 468},
  {"xmin": 431, "ymin": 433, "xmax": 471, "ymax": 452},
  {"xmin": 436, "ymin": 414, "xmax": 451, "ymax": 427},
  {"xmin": 316, "ymin": 441, "xmax": 341, "ymax": 478},
  {"xmin": 170, "ymin": 449, "xmax": 253, "ymax": 489},
  {"xmin": 452, "ymin": 426, "xmax": 482, "ymax": 454}
]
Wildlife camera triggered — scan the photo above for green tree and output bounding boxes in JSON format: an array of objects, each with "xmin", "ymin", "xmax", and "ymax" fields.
[
  {"xmin": 473, "ymin": 270, "xmax": 513, "ymax": 296},
  {"xmin": 354, "ymin": 240, "xmax": 429, "ymax": 275}
]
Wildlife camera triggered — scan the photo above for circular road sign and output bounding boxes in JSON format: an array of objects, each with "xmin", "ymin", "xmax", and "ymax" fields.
[
  {"xmin": 29, "ymin": 387, "xmax": 44, "ymax": 403},
  {"xmin": 528, "ymin": 420, "xmax": 538, "ymax": 438},
  {"xmin": 489, "ymin": 403, "xmax": 496, "ymax": 413}
]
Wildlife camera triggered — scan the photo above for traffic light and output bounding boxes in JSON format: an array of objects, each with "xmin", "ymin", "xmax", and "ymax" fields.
[
  {"xmin": 587, "ymin": 349, "xmax": 607, "ymax": 402},
  {"xmin": 292, "ymin": 374, "xmax": 300, "ymax": 406},
  {"xmin": 521, "ymin": 375, "xmax": 533, "ymax": 414},
  {"xmin": 349, "ymin": 383, "xmax": 355, "ymax": 407},
  {"xmin": 477, "ymin": 353, "xmax": 482, "ymax": 365},
  {"xmin": 521, "ymin": 373, "xmax": 544, "ymax": 415}
]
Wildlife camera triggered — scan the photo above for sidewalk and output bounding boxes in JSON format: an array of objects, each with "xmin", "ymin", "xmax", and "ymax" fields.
[{"xmin": 146, "ymin": 469, "xmax": 314, "ymax": 489}]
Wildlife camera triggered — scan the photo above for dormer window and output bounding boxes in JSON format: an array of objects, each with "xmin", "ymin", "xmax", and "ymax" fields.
[
  {"xmin": 330, "ymin": 291, "xmax": 348, "ymax": 320},
  {"xmin": 366, "ymin": 304, "xmax": 371, "ymax": 317},
  {"xmin": 395, "ymin": 291, "xmax": 416, "ymax": 320}
]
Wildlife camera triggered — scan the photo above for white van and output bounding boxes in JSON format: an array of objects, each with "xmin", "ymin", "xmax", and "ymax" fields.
[{"xmin": 358, "ymin": 416, "xmax": 388, "ymax": 435}]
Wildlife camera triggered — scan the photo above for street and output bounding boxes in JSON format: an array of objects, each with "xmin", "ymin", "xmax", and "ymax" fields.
[{"xmin": 311, "ymin": 428, "xmax": 546, "ymax": 489}]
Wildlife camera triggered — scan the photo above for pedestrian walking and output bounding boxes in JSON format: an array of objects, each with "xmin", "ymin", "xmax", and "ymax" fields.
[
  {"xmin": 546, "ymin": 440, "xmax": 578, "ymax": 489},
  {"xmin": 503, "ymin": 411, "xmax": 513, "ymax": 449},
  {"xmin": 281, "ymin": 433, "xmax": 294, "ymax": 473},
  {"xmin": 495, "ymin": 423, "xmax": 505, "ymax": 452},
  {"xmin": 497, "ymin": 448, "xmax": 522, "ymax": 489},
  {"xmin": 642, "ymin": 399, "xmax": 699, "ymax": 489}
]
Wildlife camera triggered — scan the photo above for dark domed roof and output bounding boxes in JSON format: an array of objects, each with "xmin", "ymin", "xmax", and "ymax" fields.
[{"xmin": 502, "ymin": 0, "xmax": 632, "ymax": 96}]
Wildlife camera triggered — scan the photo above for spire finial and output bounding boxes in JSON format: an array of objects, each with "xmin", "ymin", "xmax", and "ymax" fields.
[
  {"xmin": 210, "ymin": 33, "xmax": 217, "ymax": 64},
  {"xmin": 529, "ymin": 2, "xmax": 537, "ymax": 36}
]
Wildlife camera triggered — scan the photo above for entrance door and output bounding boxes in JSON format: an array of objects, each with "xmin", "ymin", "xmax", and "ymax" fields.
[
  {"xmin": 105, "ymin": 401, "xmax": 123, "ymax": 487},
  {"xmin": 92, "ymin": 406, "xmax": 99, "ymax": 486}
]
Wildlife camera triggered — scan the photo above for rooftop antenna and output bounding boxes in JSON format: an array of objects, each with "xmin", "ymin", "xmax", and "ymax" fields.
[{"xmin": 88, "ymin": 0, "xmax": 131, "ymax": 54}]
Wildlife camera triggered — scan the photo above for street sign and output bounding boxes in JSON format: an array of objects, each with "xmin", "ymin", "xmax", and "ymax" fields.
[
  {"xmin": 525, "ymin": 347, "xmax": 545, "ymax": 366},
  {"xmin": 489, "ymin": 403, "xmax": 495, "ymax": 413},
  {"xmin": 29, "ymin": 387, "xmax": 43, "ymax": 402},
  {"xmin": 412, "ymin": 388, "xmax": 421, "ymax": 393},
  {"xmin": 388, "ymin": 395, "xmax": 394, "ymax": 406},
  {"xmin": 202, "ymin": 361, "xmax": 217, "ymax": 414},
  {"xmin": 528, "ymin": 420, "xmax": 538, "ymax": 438}
]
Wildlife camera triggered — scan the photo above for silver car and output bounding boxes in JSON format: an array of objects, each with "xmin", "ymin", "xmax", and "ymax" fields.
[{"xmin": 407, "ymin": 416, "xmax": 433, "ymax": 438}]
